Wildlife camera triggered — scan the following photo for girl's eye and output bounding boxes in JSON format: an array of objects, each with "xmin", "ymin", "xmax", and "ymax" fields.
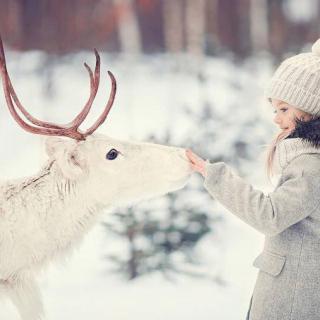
[
  {"xmin": 273, "ymin": 108, "xmax": 287, "ymax": 114},
  {"xmin": 106, "ymin": 148, "xmax": 119, "ymax": 160}
]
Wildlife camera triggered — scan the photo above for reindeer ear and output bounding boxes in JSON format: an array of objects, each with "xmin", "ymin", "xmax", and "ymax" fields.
[
  {"xmin": 45, "ymin": 137, "xmax": 74, "ymax": 157},
  {"xmin": 45, "ymin": 137, "xmax": 87, "ymax": 180},
  {"xmin": 62, "ymin": 148, "xmax": 87, "ymax": 180}
]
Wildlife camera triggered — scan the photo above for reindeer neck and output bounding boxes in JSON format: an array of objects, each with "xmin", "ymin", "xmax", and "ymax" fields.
[
  {"xmin": 2, "ymin": 160, "xmax": 100, "ymax": 217},
  {"xmin": 0, "ymin": 160, "xmax": 107, "ymax": 274},
  {"xmin": 3, "ymin": 161, "xmax": 56, "ymax": 201}
]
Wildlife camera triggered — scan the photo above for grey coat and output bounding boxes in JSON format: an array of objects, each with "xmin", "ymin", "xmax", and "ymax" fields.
[{"xmin": 203, "ymin": 135, "xmax": 320, "ymax": 320}]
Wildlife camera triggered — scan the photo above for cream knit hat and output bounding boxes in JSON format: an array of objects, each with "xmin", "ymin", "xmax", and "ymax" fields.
[{"xmin": 265, "ymin": 38, "xmax": 320, "ymax": 117}]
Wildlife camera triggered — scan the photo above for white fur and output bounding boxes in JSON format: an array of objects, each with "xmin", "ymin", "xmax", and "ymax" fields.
[{"xmin": 0, "ymin": 134, "xmax": 191, "ymax": 319}]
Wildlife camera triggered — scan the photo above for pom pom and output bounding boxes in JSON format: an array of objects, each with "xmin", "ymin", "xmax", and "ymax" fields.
[{"xmin": 311, "ymin": 38, "xmax": 320, "ymax": 56}]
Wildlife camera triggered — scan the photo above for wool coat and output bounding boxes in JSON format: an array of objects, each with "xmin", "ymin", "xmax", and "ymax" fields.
[{"xmin": 203, "ymin": 118, "xmax": 320, "ymax": 320}]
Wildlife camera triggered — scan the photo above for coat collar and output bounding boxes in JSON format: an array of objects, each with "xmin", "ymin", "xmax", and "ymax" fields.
[{"xmin": 273, "ymin": 117, "xmax": 320, "ymax": 174}]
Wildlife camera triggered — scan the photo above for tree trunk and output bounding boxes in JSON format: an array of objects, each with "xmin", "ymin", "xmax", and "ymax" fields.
[
  {"xmin": 113, "ymin": 0, "xmax": 142, "ymax": 55},
  {"xmin": 250, "ymin": 0, "xmax": 269, "ymax": 53},
  {"xmin": 162, "ymin": 0, "xmax": 184, "ymax": 53},
  {"xmin": 268, "ymin": 0, "xmax": 288, "ymax": 59},
  {"xmin": 185, "ymin": 0, "xmax": 206, "ymax": 56},
  {"xmin": 206, "ymin": 0, "xmax": 220, "ymax": 54}
]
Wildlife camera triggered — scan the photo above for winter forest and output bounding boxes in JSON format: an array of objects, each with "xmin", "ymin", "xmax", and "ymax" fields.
[
  {"xmin": 1, "ymin": 0, "xmax": 320, "ymax": 59},
  {"xmin": 0, "ymin": 0, "xmax": 319, "ymax": 319}
]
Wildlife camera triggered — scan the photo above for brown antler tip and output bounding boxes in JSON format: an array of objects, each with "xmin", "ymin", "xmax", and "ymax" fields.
[
  {"xmin": 93, "ymin": 48, "xmax": 100, "ymax": 61},
  {"xmin": 0, "ymin": 35, "xmax": 5, "ymax": 65},
  {"xmin": 107, "ymin": 70, "xmax": 116, "ymax": 81},
  {"xmin": 83, "ymin": 62, "xmax": 92, "ymax": 73}
]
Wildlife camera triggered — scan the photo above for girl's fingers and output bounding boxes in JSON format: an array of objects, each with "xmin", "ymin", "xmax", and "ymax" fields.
[
  {"xmin": 189, "ymin": 161, "xmax": 197, "ymax": 170},
  {"xmin": 190, "ymin": 161, "xmax": 202, "ymax": 173},
  {"xmin": 187, "ymin": 152, "xmax": 205, "ymax": 168},
  {"xmin": 186, "ymin": 149, "xmax": 206, "ymax": 176},
  {"xmin": 186, "ymin": 149, "xmax": 202, "ymax": 163}
]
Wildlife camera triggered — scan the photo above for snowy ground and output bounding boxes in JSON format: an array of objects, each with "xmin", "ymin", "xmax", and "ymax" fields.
[{"xmin": 0, "ymin": 49, "xmax": 278, "ymax": 319}]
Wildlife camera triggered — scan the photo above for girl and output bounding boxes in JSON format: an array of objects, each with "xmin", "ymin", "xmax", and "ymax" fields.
[{"xmin": 186, "ymin": 38, "xmax": 320, "ymax": 320}]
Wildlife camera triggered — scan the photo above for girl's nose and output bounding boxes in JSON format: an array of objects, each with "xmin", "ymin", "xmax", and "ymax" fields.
[{"xmin": 273, "ymin": 114, "xmax": 281, "ymax": 125}]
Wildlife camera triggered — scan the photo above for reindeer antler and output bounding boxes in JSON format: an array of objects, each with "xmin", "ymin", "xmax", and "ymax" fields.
[{"xmin": 0, "ymin": 36, "xmax": 116, "ymax": 140}]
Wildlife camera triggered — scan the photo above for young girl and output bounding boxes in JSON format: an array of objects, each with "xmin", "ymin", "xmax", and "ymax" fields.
[{"xmin": 186, "ymin": 38, "xmax": 320, "ymax": 320}]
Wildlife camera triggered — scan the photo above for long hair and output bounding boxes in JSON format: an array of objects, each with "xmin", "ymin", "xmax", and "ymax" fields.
[{"xmin": 265, "ymin": 129, "xmax": 292, "ymax": 181}]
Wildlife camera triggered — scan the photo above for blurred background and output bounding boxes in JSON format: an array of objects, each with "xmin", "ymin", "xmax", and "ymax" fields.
[
  {"xmin": 0, "ymin": 0, "xmax": 319, "ymax": 59},
  {"xmin": 0, "ymin": 1, "xmax": 319, "ymax": 319}
]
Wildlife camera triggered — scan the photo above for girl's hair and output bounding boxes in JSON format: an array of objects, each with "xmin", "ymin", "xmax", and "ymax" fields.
[{"xmin": 265, "ymin": 129, "xmax": 292, "ymax": 180}]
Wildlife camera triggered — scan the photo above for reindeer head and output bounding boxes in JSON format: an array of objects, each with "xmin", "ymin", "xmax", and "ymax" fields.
[
  {"xmin": 45, "ymin": 134, "xmax": 190, "ymax": 205},
  {"xmin": 0, "ymin": 36, "xmax": 191, "ymax": 206}
]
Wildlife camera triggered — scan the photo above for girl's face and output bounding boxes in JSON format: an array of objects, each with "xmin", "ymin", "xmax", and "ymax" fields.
[{"xmin": 271, "ymin": 99, "xmax": 312, "ymax": 133}]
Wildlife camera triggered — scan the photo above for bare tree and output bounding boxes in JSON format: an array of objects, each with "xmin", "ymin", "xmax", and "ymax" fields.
[
  {"xmin": 206, "ymin": 0, "xmax": 220, "ymax": 54},
  {"xmin": 113, "ymin": 0, "xmax": 142, "ymax": 55},
  {"xmin": 269, "ymin": 0, "xmax": 288, "ymax": 59},
  {"xmin": 185, "ymin": 0, "xmax": 206, "ymax": 56},
  {"xmin": 162, "ymin": 0, "xmax": 184, "ymax": 53},
  {"xmin": 250, "ymin": 0, "xmax": 269, "ymax": 53},
  {"xmin": 313, "ymin": 0, "xmax": 320, "ymax": 36}
]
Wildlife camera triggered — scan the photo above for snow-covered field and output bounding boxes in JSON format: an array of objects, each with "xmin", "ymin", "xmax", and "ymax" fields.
[{"xmin": 0, "ymin": 50, "xmax": 279, "ymax": 319}]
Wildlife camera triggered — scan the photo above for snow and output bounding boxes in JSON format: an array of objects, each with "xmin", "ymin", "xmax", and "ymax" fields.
[{"xmin": 0, "ymin": 49, "xmax": 276, "ymax": 319}]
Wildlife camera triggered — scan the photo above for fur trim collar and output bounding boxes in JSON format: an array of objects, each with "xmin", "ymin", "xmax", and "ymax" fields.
[
  {"xmin": 273, "ymin": 117, "xmax": 320, "ymax": 175},
  {"xmin": 286, "ymin": 117, "xmax": 320, "ymax": 147}
]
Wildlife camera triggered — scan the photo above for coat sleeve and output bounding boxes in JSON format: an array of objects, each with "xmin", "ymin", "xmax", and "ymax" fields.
[{"xmin": 203, "ymin": 158, "xmax": 320, "ymax": 236}]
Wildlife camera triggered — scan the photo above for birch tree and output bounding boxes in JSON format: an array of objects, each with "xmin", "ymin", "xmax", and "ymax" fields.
[
  {"xmin": 185, "ymin": 0, "xmax": 206, "ymax": 57},
  {"xmin": 113, "ymin": 0, "xmax": 142, "ymax": 55},
  {"xmin": 162, "ymin": 0, "xmax": 184, "ymax": 53}
]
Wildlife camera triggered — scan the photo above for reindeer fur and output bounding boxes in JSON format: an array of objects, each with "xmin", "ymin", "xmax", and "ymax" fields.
[{"xmin": 0, "ymin": 134, "xmax": 191, "ymax": 320}]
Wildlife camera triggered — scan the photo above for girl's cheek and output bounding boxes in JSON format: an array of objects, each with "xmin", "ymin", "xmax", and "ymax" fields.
[
  {"xmin": 289, "ymin": 122, "xmax": 296, "ymax": 130},
  {"xmin": 289, "ymin": 116, "xmax": 296, "ymax": 124}
]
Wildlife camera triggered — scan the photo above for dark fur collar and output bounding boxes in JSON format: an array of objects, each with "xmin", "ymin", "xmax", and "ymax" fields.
[{"xmin": 286, "ymin": 117, "xmax": 320, "ymax": 148}]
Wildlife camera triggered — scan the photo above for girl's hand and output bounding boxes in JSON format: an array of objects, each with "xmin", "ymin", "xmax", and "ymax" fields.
[{"xmin": 185, "ymin": 149, "xmax": 206, "ymax": 177}]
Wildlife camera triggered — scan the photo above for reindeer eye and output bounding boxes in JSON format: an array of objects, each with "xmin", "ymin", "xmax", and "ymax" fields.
[{"xmin": 106, "ymin": 148, "xmax": 118, "ymax": 160}]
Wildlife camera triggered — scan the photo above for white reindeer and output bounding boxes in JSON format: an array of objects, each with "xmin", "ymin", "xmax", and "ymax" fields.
[{"xmin": 0, "ymin": 37, "xmax": 191, "ymax": 320}]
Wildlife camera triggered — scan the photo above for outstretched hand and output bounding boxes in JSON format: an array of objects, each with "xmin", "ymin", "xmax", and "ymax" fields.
[{"xmin": 185, "ymin": 149, "xmax": 206, "ymax": 177}]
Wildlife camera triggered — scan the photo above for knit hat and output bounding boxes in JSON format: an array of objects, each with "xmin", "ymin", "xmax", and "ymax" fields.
[{"xmin": 265, "ymin": 38, "xmax": 320, "ymax": 117}]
